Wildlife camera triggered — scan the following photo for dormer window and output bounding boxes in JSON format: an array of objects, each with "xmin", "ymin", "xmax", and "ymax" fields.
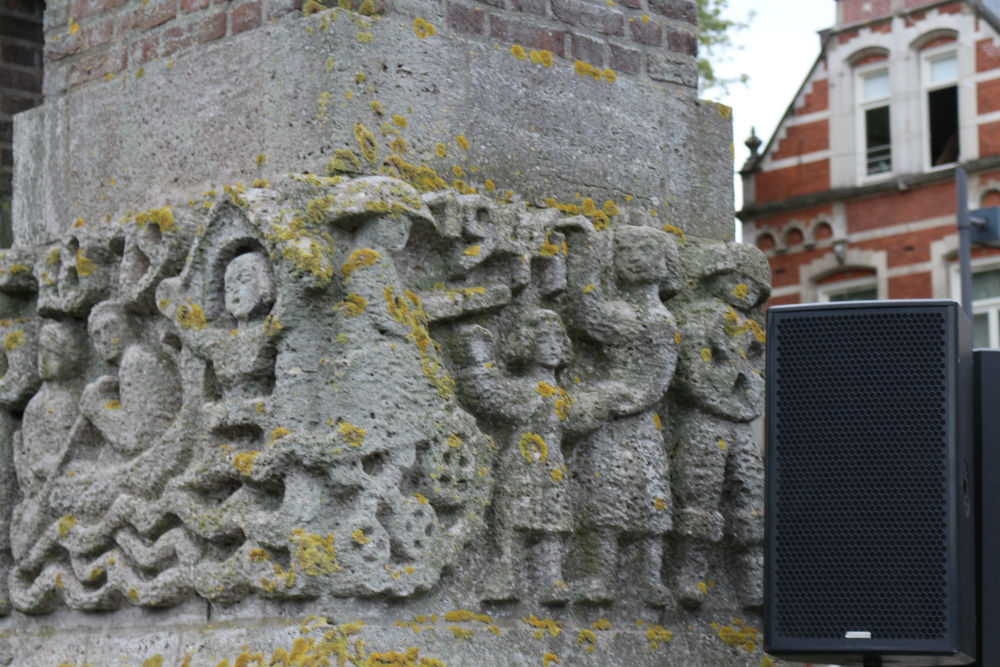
[
  {"xmin": 924, "ymin": 50, "xmax": 959, "ymax": 168},
  {"xmin": 859, "ymin": 68, "xmax": 892, "ymax": 176}
]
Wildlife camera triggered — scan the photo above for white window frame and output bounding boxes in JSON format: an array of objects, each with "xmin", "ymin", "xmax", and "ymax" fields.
[
  {"xmin": 856, "ymin": 63, "xmax": 893, "ymax": 181},
  {"xmin": 921, "ymin": 46, "xmax": 960, "ymax": 172},
  {"xmin": 817, "ymin": 275, "xmax": 879, "ymax": 302},
  {"xmin": 949, "ymin": 258, "xmax": 1000, "ymax": 348}
]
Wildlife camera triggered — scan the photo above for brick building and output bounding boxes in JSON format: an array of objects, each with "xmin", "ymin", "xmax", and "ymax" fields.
[{"xmin": 739, "ymin": 0, "xmax": 1000, "ymax": 347}]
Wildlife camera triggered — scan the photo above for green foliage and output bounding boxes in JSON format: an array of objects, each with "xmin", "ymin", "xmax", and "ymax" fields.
[{"xmin": 696, "ymin": 0, "xmax": 753, "ymax": 94}]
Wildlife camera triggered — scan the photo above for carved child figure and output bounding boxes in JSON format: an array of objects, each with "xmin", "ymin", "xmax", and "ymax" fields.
[
  {"xmin": 452, "ymin": 310, "xmax": 575, "ymax": 604},
  {"xmin": 80, "ymin": 301, "xmax": 181, "ymax": 459},
  {"xmin": 560, "ymin": 224, "xmax": 680, "ymax": 606},
  {"xmin": 669, "ymin": 245, "xmax": 768, "ymax": 610}
]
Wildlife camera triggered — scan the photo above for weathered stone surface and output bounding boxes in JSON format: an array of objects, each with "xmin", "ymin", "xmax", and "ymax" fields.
[
  {"xmin": 12, "ymin": 7, "xmax": 735, "ymax": 248},
  {"xmin": 0, "ymin": 172, "xmax": 770, "ymax": 664}
]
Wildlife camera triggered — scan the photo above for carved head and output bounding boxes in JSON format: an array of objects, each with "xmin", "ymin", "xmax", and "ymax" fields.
[
  {"xmin": 88, "ymin": 301, "xmax": 134, "ymax": 365},
  {"xmin": 38, "ymin": 321, "xmax": 85, "ymax": 381},
  {"xmin": 612, "ymin": 226, "xmax": 677, "ymax": 287},
  {"xmin": 224, "ymin": 252, "xmax": 275, "ymax": 321},
  {"xmin": 505, "ymin": 309, "xmax": 570, "ymax": 370},
  {"xmin": 673, "ymin": 302, "xmax": 765, "ymax": 422}
]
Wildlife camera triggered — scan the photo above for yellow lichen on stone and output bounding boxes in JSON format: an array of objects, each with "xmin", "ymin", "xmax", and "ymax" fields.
[
  {"xmin": 290, "ymin": 529, "xmax": 338, "ymax": 575},
  {"xmin": 57, "ymin": 515, "xmax": 76, "ymax": 538},
  {"xmin": 141, "ymin": 655, "xmax": 163, "ymax": 667},
  {"xmin": 328, "ymin": 149, "xmax": 362, "ymax": 174},
  {"xmin": 522, "ymin": 614, "xmax": 561, "ymax": 637},
  {"xmin": 700, "ymin": 348, "xmax": 712, "ymax": 362},
  {"xmin": 352, "ymin": 528, "xmax": 370, "ymax": 545},
  {"xmin": 661, "ymin": 223, "xmax": 686, "ymax": 242},
  {"xmin": 511, "ymin": 44, "xmax": 527, "ymax": 59},
  {"xmin": 718, "ymin": 438, "xmax": 727, "ymax": 451},
  {"xmin": 647, "ymin": 625, "xmax": 673, "ymax": 651},
  {"xmin": 732, "ymin": 283, "xmax": 749, "ymax": 299},
  {"xmin": 342, "ymin": 248, "xmax": 381, "ymax": 279},
  {"xmin": 542, "ymin": 652, "xmax": 560, "ymax": 665},
  {"xmin": 256, "ymin": 153, "xmax": 266, "ymax": 166},
  {"xmin": 249, "ymin": 548, "xmax": 269, "ymax": 562},
  {"xmin": 338, "ymin": 421, "xmax": 366, "ymax": 447},
  {"xmin": 456, "ymin": 134, "xmax": 469, "ymax": 150},
  {"xmin": 551, "ymin": 467, "xmax": 563, "ymax": 482},
  {"xmin": 75, "ymin": 249, "xmax": 95, "ymax": 277},
  {"xmin": 446, "ymin": 433, "xmax": 462, "ymax": 448},
  {"xmin": 518, "ymin": 432, "xmax": 547, "ymax": 463},
  {"xmin": 414, "ymin": 493, "xmax": 428, "ymax": 504},
  {"xmin": 413, "ymin": 17, "xmax": 435, "ymax": 38},
  {"xmin": 539, "ymin": 229, "xmax": 561, "ymax": 257},
  {"xmin": 269, "ymin": 427, "xmax": 291, "ymax": 445},
  {"xmin": 435, "ymin": 143, "xmax": 447, "ymax": 158},
  {"xmin": 444, "ymin": 609, "xmax": 491, "ymax": 623},
  {"xmin": 176, "ymin": 301, "xmax": 207, "ymax": 330},
  {"xmin": 652, "ymin": 413, "xmax": 662, "ymax": 430},
  {"xmin": 303, "ymin": 0, "xmax": 327, "ymax": 14},
  {"xmin": 353, "ymin": 123, "xmax": 378, "ymax": 162},
  {"xmin": 577, "ymin": 629, "xmax": 596, "ymax": 654},
  {"xmin": 105, "ymin": 400, "xmax": 121, "ymax": 410},
  {"xmin": 3, "ymin": 330, "xmax": 22, "ymax": 351},
  {"xmin": 592, "ymin": 618, "xmax": 611, "ymax": 631},
  {"xmin": 653, "ymin": 497, "xmax": 667, "ymax": 511},
  {"xmin": 335, "ymin": 293, "xmax": 368, "ymax": 317},
  {"xmin": 234, "ymin": 451, "xmax": 259, "ymax": 476},
  {"xmin": 463, "ymin": 245, "xmax": 481, "ymax": 256}
]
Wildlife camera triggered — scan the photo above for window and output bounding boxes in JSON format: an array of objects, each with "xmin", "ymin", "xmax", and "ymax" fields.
[
  {"xmin": 971, "ymin": 267, "xmax": 1000, "ymax": 347},
  {"xmin": 859, "ymin": 68, "xmax": 892, "ymax": 176},
  {"xmin": 818, "ymin": 276, "xmax": 878, "ymax": 302},
  {"xmin": 950, "ymin": 261, "xmax": 1000, "ymax": 347},
  {"xmin": 924, "ymin": 51, "xmax": 959, "ymax": 168}
]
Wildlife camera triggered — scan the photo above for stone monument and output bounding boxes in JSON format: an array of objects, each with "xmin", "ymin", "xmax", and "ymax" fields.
[{"xmin": 2, "ymin": 0, "xmax": 771, "ymax": 664}]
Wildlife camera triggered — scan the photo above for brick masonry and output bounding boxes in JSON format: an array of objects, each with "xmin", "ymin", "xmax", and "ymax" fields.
[{"xmin": 0, "ymin": 0, "xmax": 43, "ymax": 247}]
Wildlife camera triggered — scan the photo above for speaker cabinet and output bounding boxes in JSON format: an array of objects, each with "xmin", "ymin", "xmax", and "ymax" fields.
[{"xmin": 765, "ymin": 300, "xmax": 975, "ymax": 666}]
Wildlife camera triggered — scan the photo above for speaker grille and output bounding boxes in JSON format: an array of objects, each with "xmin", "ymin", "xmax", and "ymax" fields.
[{"xmin": 772, "ymin": 310, "xmax": 949, "ymax": 641}]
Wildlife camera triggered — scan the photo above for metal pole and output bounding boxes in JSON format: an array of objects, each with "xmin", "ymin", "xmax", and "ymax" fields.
[{"xmin": 957, "ymin": 166, "xmax": 974, "ymax": 321}]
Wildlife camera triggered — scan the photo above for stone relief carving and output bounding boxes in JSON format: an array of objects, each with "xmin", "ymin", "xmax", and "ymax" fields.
[{"xmin": 0, "ymin": 175, "xmax": 770, "ymax": 615}]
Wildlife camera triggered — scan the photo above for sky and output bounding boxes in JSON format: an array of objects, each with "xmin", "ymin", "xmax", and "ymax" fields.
[{"xmin": 706, "ymin": 0, "xmax": 837, "ymax": 239}]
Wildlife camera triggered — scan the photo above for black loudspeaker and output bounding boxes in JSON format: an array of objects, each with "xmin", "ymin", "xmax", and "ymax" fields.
[{"xmin": 765, "ymin": 300, "xmax": 976, "ymax": 666}]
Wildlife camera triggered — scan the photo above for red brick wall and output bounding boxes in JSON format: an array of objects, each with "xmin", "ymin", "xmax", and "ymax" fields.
[
  {"xmin": 889, "ymin": 271, "xmax": 932, "ymax": 299},
  {"xmin": 43, "ymin": 0, "xmax": 696, "ymax": 94},
  {"xmin": 796, "ymin": 78, "xmax": 828, "ymax": 115},
  {"xmin": 978, "ymin": 38, "xmax": 1000, "ymax": 73},
  {"xmin": 772, "ymin": 119, "xmax": 829, "ymax": 161},
  {"xmin": 855, "ymin": 225, "xmax": 954, "ymax": 266},
  {"xmin": 845, "ymin": 181, "xmax": 956, "ymax": 233},
  {"xmin": 841, "ymin": 0, "xmax": 891, "ymax": 26},
  {"xmin": 904, "ymin": 0, "xmax": 948, "ymax": 8},
  {"xmin": 979, "ymin": 78, "xmax": 1000, "ymax": 114},
  {"xmin": 754, "ymin": 160, "xmax": 831, "ymax": 204},
  {"xmin": 981, "ymin": 119, "xmax": 1000, "ymax": 158},
  {"xmin": 1, "ymin": 0, "xmax": 43, "ymax": 248}
]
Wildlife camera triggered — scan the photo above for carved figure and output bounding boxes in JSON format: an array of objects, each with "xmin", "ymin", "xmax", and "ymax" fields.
[
  {"xmin": 14, "ymin": 321, "xmax": 86, "ymax": 490},
  {"xmin": 453, "ymin": 309, "xmax": 574, "ymax": 604},
  {"xmin": 79, "ymin": 301, "xmax": 181, "ymax": 459},
  {"xmin": 669, "ymin": 243, "xmax": 769, "ymax": 609},
  {"xmin": 560, "ymin": 223, "xmax": 680, "ymax": 606}
]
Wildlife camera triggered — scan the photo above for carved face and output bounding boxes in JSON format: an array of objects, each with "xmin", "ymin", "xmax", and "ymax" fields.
[
  {"xmin": 38, "ymin": 322, "xmax": 82, "ymax": 381},
  {"xmin": 674, "ymin": 305, "xmax": 765, "ymax": 422},
  {"xmin": 613, "ymin": 227, "xmax": 672, "ymax": 285},
  {"xmin": 532, "ymin": 312, "xmax": 570, "ymax": 369},
  {"xmin": 90, "ymin": 310, "xmax": 129, "ymax": 364},
  {"xmin": 224, "ymin": 252, "xmax": 275, "ymax": 321}
]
